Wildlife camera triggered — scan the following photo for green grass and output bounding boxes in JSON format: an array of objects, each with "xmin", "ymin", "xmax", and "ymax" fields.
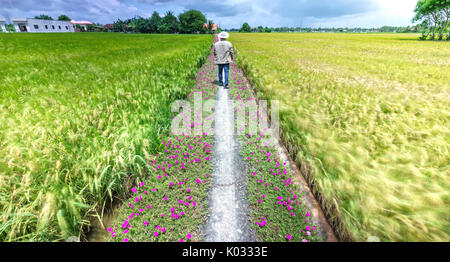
[
  {"xmin": 231, "ymin": 33, "xmax": 450, "ymax": 242},
  {"xmin": 0, "ymin": 33, "xmax": 212, "ymax": 241}
]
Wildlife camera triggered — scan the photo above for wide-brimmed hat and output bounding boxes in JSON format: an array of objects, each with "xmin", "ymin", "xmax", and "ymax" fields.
[{"xmin": 218, "ymin": 31, "xmax": 230, "ymax": 39}]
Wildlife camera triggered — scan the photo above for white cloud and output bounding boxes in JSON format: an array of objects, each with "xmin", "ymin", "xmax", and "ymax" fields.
[{"xmin": 0, "ymin": 0, "xmax": 419, "ymax": 27}]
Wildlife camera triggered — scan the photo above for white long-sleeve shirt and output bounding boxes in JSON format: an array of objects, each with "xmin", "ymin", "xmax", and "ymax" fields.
[{"xmin": 214, "ymin": 40, "xmax": 234, "ymax": 65}]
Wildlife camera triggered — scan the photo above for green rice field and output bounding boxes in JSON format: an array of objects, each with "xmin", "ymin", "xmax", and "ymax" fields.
[
  {"xmin": 232, "ymin": 33, "xmax": 450, "ymax": 242},
  {"xmin": 0, "ymin": 33, "xmax": 212, "ymax": 241},
  {"xmin": 1, "ymin": 31, "xmax": 448, "ymax": 243}
]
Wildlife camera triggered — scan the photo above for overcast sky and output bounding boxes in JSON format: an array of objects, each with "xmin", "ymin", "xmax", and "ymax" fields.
[{"xmin": 0, "ymin": 0, "xmax": 419, "ymax": 28}]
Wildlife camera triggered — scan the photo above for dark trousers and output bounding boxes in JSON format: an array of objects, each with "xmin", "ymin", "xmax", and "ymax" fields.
[{"xmin": 218, "ymin": 63, "xmax": 230, "ymax": 86}]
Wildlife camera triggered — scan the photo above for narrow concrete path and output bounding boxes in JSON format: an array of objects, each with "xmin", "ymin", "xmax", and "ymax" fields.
[{"xmin": 204, "ymin": 80, "xmax": 256, "ymax": 242}]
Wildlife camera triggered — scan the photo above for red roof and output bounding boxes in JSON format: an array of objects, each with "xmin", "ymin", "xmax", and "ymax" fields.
[{"xmin": 204, "ymin": 23, "xmax": 218, "ymax": 30}]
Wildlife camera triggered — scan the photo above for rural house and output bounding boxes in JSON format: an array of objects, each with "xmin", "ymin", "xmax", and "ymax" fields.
[
  {"xmin": 203, "ymin": 23, "xmax": 218, "ymax": 32},
  {"xmin": 104, "ymin": 24, "xmax": 114, "ymax": 32},
  {"xmin": 12, "ymin": 18, "xmax": 74, "ymax": 33}
]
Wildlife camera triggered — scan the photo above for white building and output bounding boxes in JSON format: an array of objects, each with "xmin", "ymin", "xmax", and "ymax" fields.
[
  {"xmin": 0, "ymin": 19, "xmax": 6, "ymax": 32},
  {"xmin": 12, "ymin": 18, "xmax": 74, "ymax": 33}
]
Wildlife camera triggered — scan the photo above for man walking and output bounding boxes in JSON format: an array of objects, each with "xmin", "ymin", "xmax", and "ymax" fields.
[{"xmin": 214, "ymin": 31, "xmax": 234, "ymax": 89}]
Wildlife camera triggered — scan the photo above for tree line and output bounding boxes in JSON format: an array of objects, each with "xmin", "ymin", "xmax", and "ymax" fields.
[
  {"xmin": 34, "ymin": 14, "xmax": 71, "ymax": 21},
  {"xmin": 413, "ymin": 0, "xmax": 449, "ymax": 40},
  {"xmin": 112, "ymin": 10, "xmax": 217, "ymax": 34},
  {"xmin": 231, "ymin": 22, "xmax": 428, "ymax": 33}
]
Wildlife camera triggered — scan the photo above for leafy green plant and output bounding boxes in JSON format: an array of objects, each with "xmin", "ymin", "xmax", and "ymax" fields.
[
  {"xmin": 179, "ymin": 10, "xmax": 207, "ymax": 34},
  {"xmin": 58, "ymin": 15, "xmax": 71, "ymax": 21}
]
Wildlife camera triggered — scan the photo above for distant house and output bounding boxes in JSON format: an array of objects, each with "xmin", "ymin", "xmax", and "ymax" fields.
[
  {"xmin": 93, "ymin": 25, "xmax": 104, "ymax": 32},
  {"xmin": 0, "ymin": 19, "xmax": 6, "ymax": 32},
  {"xmin": 12, "ymin": 18, "xmax": 74, "ymax": 33},
  {"xmin": 203, "ymin": 23, "xmax": 218, "ymax": 32},
  {"xmin": 104, "ymin": 24, "xmax": 114, "ymax": 32},
  {"xmin": 70, "ymin": 20, "xmax": 93, "ymax": 31}
]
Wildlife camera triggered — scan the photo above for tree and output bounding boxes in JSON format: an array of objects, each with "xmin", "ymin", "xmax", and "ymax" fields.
[
  {"xmin": 157, "ymin": 23, "xmax": 170, "ymax": 33},
  {"xmin": 58, "ymin": 14, "xmax": 71, "ymax": 21},
  {"xmin": 87, "ymin": 24, "xmax": 95, "ymax": 32},
  {"xmin": 113, "ymin": 19, "xmax": 126, "ymax": 32},
  {"xmin": 130, "ymin": 17, "xmax": 149, "ymax": 33},
  {"xmin": 178, "ymin": 10, "xmax": 207, "ymax": 34},
  {"xmin": 413, "ymin": 0, "xmax": 450, "ymax": 40},
  {"xmin": 34, "ymin": 14, "xmax": 53, "ymax": 20},
  {"xmin": 240, "ymin": 22, "xmax": 251, "ymax": 32},
  {"xmin": 161, "ymin": 11, "xmax": 180, "ymax": 33},
  {"xmin": 5, "ymin": 24, "xmax": 15, "ymax": 32},
  {"xmin": 75, "ymin": 24, "xmax": 85, "ymax": 32},
  {"xmin": 149, "ymin": 11, "xmax": 162, "ymax": 33},
  {"xmin": 207, "ymin": 20, "xmax": 214, "ymax": 34},
  {"xmin": 125, "ymin": 17, "xmax": 138, "ymax": 33},
  {"xmin": 434, "ymin": 0, "xmax": 450, "ymax": 40}
]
